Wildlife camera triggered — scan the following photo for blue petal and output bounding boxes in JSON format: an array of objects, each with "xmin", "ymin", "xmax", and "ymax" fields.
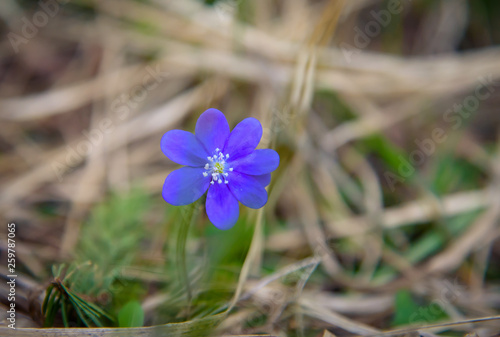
[
  {"xmin": 206, "ymin": 183, "xmax": 239, "ymax": 230},
  {"xmin": 161, "ymin": 130, "xmax": 209, "ymax": 167},
  {"xmin": 224, "ymin": 117, "xmax": 262, "ymax": 160},
  {"xmin": 195, "ymin": 109, "xmax": 230, "ymax": 153},
  {"xmin": 162, "ymin": 167, "xmax": 210, "ymax": 206},
  {"xmin": 253, "ymin": 173, "xmax": 271, "ymax": 187},
  {"xmin": 228, "ymin": 172, "xmax": 268, "ymax": 209},
  {"xmin": 230, "ymin": 149, "xmax": 280, "ymax": 175}
]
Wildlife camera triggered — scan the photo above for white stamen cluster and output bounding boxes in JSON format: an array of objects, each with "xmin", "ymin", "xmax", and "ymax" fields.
[{"xmin": 203, "ymin": 148, "xmax": 233, "ymax": 185}]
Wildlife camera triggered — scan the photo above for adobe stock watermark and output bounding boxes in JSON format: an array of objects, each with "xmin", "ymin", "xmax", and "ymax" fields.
[
  {"xmin": 8, "ymin": 0, "xmax": 69, "ymax": 54},
  {"xmin": 384, "ymin": 75, "xmax": 498, "ymax": 192},
  {"xmin": 214, "ymin": 0, "xmax": 243, "ymax": 23},
  {"xmin": 261, "ymin": 105, "xmax": 295, "ymax": 144},
  {"xmin": 340, "ymin": 0, "xmax": 412, "ymax": 64},
  {"xmin": 409, "ymin": 279, "xmax": 465, "ymax": 325},
  {"xmin": 51, "ymin": 65, "xmax": 169, "ymax": 182}
]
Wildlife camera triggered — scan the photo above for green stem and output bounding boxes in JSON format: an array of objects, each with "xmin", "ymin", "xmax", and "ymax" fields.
[{"xmin": 176, "ymin": 200, "xmax": 201, "ymax": 317}]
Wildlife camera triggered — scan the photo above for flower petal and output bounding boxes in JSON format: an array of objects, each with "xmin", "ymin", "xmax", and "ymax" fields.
[
  {"xmin": 253, "ymin": 173, "xmax": 271, "ymax": 187},
  {"xmin": 206, "ymin": 183, "xmax": 239, "ymax": 230},
  {"xmin": 195, "ymin": 109, "xmax": 230, "ymax": 153},
  {"xmin": 230, "ymin": 149, "xmax": 280, "ymax": 175},
  {"xmin": 162, "ymin": 167, "xmax": 210, "ymax": 206},
  {"xmin": 228, "ymin": 172, "xmax": 268, "ymax": 209},
  {"xmin": 224, "ymin": 117, "xmax": 262, "ymax": 159},
  {"xmin": 161, "ymin": 130, "xmax": 208, "ymax": 167}
]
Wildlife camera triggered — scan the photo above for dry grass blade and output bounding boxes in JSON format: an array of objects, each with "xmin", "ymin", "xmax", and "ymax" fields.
[
  {"xmin": 426, "ymin": 204, "xmax": 500, "ymax": 274},
  {"xmin": 0, "ymin": 64, "xmax": 144, "ymax": 120},
  {"xmin": 299, "ymin": 296, "xmax": 380, "ymax": 335},
  {"xmin": 358, "ymin": 316, "xmax": 500, "ymax": 337}
]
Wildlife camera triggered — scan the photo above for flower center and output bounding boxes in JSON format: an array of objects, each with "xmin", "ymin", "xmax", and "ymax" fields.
[
  {"xmin": 214, "ymin": 162, "xmax": 224, "ymax": 174},
  {"xmin": 202, "ymin": 148, "xmax": 233, "ymax": 185}
]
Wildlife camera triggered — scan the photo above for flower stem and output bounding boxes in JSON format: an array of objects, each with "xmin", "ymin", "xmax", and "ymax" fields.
[{"xmin": 176, "ymin": 200, "xmax": 200, "ymax": 317}]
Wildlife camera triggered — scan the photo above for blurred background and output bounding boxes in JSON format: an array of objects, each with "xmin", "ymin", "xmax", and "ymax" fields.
[{"xmin": 1, "ymin": 0, "xmax": 500, "ymax": 335}]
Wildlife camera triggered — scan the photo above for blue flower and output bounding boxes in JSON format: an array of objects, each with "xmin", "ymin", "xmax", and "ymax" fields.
[{"xmin": 161, "ymin": 109, "xmax": 280, "ymax": 230}]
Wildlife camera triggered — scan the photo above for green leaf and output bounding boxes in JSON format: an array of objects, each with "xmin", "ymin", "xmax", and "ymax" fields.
[
  {"xmin": 59, "ymin": 282, "xmax": 112, "ymax": 327},
  {"xmin": 118, "ymin": 301, "xmax": 145, "ymax": 328},
  {"xmin": 391, "ymin": 290, "xmax": 420, "ymax": 326},
  {"xmin": 392, "ymin": 290, "xmax": 449, "ymax": 327},
  {"xmin": 61, "ymin": 299, "xmax": 69, "ymax": 328},
  {"xmin": 42, "ymin": 284, "xmax": 54, "ymax": 315}
]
